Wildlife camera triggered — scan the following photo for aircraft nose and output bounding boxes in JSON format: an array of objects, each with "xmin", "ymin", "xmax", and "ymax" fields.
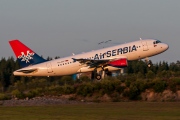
[
  {"xmin": 164, "ymin": 43, "xmax": 169, "ymax": 50},
  {"xmin": 161, "ymin": 43, "xmax": 169, "ymax": 51}
]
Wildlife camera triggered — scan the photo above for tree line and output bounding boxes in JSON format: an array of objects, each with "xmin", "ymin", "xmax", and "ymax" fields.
[{"xmin": 0, "ymin": 57, "xmax": 180, "ymax": 92}]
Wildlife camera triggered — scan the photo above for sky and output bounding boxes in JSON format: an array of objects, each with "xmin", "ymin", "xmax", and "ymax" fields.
[{"xmin": 0, "ymin": 0, "xmax": 179, "ymax": 64}]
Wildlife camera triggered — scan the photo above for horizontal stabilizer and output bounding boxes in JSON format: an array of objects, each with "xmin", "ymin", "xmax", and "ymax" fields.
[{"xmin": 16, "ymin": 68, "xmax": 38, "ymax": 73}]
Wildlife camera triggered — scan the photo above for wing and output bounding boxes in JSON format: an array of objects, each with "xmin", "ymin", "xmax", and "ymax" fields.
[
  {"xmin": 72, "ymin": 57, "xmax": 127, "ymax": 68},
  {"xmin": 72, "ymin": 58, "xmax": 109, "ymax": 68}
]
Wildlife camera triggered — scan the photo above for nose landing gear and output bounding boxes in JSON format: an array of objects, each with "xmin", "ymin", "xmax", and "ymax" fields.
[{"xmin": 145, "ymin": 57, "xmax": 152, "ymax": 67}]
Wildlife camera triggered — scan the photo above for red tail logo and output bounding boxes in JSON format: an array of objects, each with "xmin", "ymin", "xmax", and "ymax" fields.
[
  {"xmin": 9, "ymin": 39, "xmax": 47, "ymax": 67},
  {"xmin": 9, "ymin": 40, "xmax": 35, "ymax": 63}
]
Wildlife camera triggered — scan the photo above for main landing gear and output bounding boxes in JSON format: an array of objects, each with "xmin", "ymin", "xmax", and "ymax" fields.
[
  {"xmin": 91, "ymin": 67, "xmax": 111, "ymax": 80},
  {"xmin": 96, "ymin": 74, "xmax": 102, "ymax": 80}
]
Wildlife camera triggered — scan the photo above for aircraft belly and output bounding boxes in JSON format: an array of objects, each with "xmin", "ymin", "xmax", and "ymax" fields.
[
  {"xmin": 139, "ymin": 47, "xmax": 155, "ymax": 58},
  {"xmin": 54, "ymin": 65, "xmax": 81, "ymax": 76},
  {"xmin": 77, "ymin": 66, "xmax": 94, "ymax": 73}
]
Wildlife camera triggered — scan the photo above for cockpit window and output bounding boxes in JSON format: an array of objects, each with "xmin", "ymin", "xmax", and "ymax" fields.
[
  {"xmin": 153, "ymin": 40, "xmax": 161, "ymax": 44},
  {"xmin": 156, "ymin": 40, "xmax": 161, "ymax": 43}
]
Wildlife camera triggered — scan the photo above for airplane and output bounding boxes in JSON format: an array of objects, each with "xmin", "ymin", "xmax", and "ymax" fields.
[{"xmin": 9, "ymin": 39, "xmax": 169, "ymax": 80}]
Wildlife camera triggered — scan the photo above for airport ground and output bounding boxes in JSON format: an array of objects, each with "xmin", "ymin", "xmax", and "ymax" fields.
[{"xmin": 0, "ymin": 102, "xmax": 180, "ymax": 120}]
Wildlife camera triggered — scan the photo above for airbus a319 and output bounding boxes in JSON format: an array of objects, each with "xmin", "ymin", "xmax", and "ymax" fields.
[{"xmin": 9, "ymin": 39, "xmax": 168, "ymax": 80}]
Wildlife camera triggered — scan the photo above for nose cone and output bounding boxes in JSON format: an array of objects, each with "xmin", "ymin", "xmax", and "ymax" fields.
[
  {"xmin": 163, "ymin": 43, "xmax": 169, "ymax": 51},
  {"xmin": 158, "ymin": 43, "xmax": 169, "ymax": 54}
]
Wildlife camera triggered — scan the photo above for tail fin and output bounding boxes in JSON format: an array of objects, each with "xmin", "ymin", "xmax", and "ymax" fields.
[{"xmin": 9, "ymin": 40, "xmax": 47, "ymax": 68}]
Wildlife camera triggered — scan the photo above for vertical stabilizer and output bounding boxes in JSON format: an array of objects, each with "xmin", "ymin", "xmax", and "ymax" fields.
[{"xmin": 9, "ymin": 40, "xmax": 46, "ymax": 68}]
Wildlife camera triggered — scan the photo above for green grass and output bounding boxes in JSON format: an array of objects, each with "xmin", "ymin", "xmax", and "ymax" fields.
[{"xmin": 0, "ymin": 102, "xmax": 180, "ymax": 120}]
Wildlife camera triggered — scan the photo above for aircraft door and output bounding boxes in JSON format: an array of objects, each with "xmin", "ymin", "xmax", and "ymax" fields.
[
  {"xmin": 46, "ymin": 63, "xmax": 53, "ymax": 73},
  {"xmin": 141, "ymin": 41, "xmax": 149, "ymax": 51}
]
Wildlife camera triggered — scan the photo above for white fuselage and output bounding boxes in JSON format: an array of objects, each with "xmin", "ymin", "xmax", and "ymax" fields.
[{"xmin": 13, "ymin": 39, "xmax": 169, "ymax": 76}]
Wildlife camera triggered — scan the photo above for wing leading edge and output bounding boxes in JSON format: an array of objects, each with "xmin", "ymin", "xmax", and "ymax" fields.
[{"xmin": 72, "ymin": 57, "xmax": 127, "ymax": 68}]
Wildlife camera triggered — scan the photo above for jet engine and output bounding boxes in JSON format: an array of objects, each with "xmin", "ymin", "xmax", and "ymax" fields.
[{"xmin": 108, "ymin": 58, "xmax": 128, "ymax": 68}]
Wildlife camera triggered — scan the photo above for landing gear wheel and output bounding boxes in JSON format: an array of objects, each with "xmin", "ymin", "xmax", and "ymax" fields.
[{"xmin": 96, "ymin": 75, "xmax": 101, "ymax": 80}]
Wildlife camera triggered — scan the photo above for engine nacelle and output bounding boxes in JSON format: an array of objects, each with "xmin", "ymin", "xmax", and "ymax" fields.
[{"xmin": 108, "ymin": 58, "xmax": 128, "ymax": 68}]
